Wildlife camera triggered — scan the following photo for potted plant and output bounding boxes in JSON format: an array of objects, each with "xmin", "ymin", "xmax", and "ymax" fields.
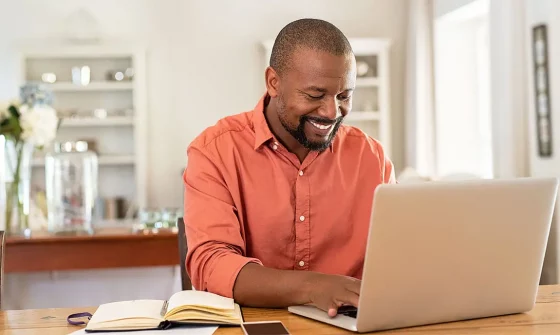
[{"xmin": 0, "ymin": 84, "xmax": 59, "ymax": 236}]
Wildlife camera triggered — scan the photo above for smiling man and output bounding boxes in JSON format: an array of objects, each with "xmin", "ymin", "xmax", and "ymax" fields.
[{"xmin": 183, "ymin": 18, "xmax": 396, "ymax": 317}]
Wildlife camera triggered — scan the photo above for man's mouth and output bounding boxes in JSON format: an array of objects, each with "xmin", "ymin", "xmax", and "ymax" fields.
[{"xmin": 309, "ymin": 120, "xmax": 333, "ymax": 130}]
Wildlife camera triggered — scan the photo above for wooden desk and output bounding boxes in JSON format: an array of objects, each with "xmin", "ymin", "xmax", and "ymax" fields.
[
  {"xmin": 5, "ymin": 227, "xmax": 179, "ymax": 273},
  {"xmin": 1, "ymin": 285, "xmax": 559, "ymax": 334}
]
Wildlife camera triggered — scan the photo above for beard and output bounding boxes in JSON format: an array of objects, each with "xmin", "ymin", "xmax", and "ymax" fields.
[{"xmin": 276, "ymin": 95, "xmax": 344, "ymax": 151}]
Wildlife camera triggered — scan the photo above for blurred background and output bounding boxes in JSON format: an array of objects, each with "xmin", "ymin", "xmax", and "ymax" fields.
[{"xmin": 0, "ymin": 0, "xmax": 558, "ymax": 310}]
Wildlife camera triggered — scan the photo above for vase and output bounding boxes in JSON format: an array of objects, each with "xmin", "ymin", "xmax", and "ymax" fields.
[{"xmin": 1, "ymin": 135, "xmax": 34, "ymax": 236}]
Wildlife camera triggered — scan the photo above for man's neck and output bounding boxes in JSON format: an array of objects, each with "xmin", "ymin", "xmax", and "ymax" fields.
[{"xmin": 264, "ymin": 97, "xmax": 310, "ymax": 163}]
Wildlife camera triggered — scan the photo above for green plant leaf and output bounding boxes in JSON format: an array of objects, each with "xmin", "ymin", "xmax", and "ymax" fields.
[
  {"xmin": 0, "ymin": 117, "xmax": 10, "ymax": 127},
  {"xmin": 8, "ymin": 105, "xmax": 19, "ymax": 118},
  {"xmin": 6, "ymin": 116, "xmax": 22, "ymax": 140}
]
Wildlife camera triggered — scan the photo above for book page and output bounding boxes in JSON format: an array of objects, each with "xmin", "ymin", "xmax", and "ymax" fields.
[
  {"xmin": 70, "ymin": 325, "xmax": 218, "ymax": 335},
  {"xmin": 89, "ymin": 300, "xmax": 165, "ymax": 325},
  {"xmin": 166, "ymin": 304, "xmax": 242, "ymax": 324},
  {"xmin": 167, "ymin": 291, "xmax": 234, "ymax": 314}
]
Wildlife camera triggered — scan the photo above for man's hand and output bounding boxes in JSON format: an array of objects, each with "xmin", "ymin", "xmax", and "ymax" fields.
[
  {"xmin": 233, "ymin": 263, "xmax": 361, "ymax": 318},
  {"xmin": 305, "ymin": 273, "xmax": 361, "ymax": 317}
]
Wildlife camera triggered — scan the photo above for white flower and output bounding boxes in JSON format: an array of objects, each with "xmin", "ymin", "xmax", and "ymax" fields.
[
  {"xmin": 18, "ymin": 104, "xmax": 29, "ymax": 114},
  {"xmin": 19, "ymin": 104, "xmax": 59, "ymax": 147}
]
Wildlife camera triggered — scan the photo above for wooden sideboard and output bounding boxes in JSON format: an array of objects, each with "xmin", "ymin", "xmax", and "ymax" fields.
[{"xmin": 4, "ymin": 227, "xmax": 180, "ymax": 273}]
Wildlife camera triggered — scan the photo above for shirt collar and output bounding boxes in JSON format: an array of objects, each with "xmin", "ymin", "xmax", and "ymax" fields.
[
  {"xmin": 252, "ymin": 93, "xmax": 335, "ymax": 153},
  {"xmin": 252, "ymin": 94, "xmax": 274, "ymax": 150}
]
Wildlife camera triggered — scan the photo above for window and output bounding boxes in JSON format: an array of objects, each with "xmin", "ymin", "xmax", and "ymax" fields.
[{"xmin": 433, "ymin": 0, "xmax": 492, "ymax": 178}]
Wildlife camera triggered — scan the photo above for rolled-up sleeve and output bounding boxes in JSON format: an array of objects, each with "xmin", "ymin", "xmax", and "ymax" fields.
[
  {"xmin": 383, "ymin": 152, "xmax": 396, "ymax": 184},
  {"xmin": 183, "ymin": 143, "xmax": 262, "ymax": 298},
  {"xmin": 374, "ymin": 140, "xmax": 397, "ymax": 184}
]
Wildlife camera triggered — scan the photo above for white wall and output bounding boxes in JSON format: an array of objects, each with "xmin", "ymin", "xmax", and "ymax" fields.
[{"xmin": 0, "ymin": 0, "xmax": 409, "ymax": 209}]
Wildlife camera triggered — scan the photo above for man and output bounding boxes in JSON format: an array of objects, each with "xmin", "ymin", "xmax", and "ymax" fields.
[{"xmin": 183, "ymin": 18, "xmax": 396, "ymax": 317}]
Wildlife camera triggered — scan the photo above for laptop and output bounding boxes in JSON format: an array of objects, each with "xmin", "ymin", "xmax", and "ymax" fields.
[{"xmin": 288, "ymin": 177, "xmax": 558, "ymax": 333}]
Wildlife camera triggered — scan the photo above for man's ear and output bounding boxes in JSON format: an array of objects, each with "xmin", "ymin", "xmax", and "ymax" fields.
[{"xmin": 265, "ymin": 66, "xmax": 280, "ymax": 98}]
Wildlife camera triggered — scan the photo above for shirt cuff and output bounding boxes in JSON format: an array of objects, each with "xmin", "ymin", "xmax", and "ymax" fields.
[{"xmin": 207, "ymin": 253, "xmax": 262, "ymax": 298}]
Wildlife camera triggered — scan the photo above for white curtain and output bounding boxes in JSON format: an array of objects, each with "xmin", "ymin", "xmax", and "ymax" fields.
[
  {"xmin": 404, "ymin": 0, "xmax": 436, "ymax": 178},
  {"xmin": 489, "ymin": 0, "xmax": 528, "ymax": 179}
]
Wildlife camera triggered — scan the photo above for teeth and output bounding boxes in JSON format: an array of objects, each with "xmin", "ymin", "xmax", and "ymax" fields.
[{"xmin": 310, "ymin": 121, "xmax": 332, "ymax": 130}]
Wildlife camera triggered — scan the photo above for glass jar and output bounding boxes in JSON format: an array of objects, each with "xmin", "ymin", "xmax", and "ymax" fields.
[
  {"xmin": 161, "ymin": 208, "xmax": 182, "ymax": 227},
  {"xmin": 45, "ymin": 141, "xmax": 98, "ymax": 234},
  {"xmin": 138, "ymin": 208, "xmax": 162, "ymax": 229}
]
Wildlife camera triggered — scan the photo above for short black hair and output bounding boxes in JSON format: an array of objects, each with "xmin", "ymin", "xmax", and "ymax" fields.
[{"xmin": 270, "ymin": 18, "xmax": 353, "ymax": 75}]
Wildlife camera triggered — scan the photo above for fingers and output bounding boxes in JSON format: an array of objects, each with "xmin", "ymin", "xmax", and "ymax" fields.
[
  {"xmin": 346, "ymin": 279, "xmax": 362, "ymax": 295},
  {"xmin": 341, "ymin": 291, "xmax": 359, "ymax": 308},
  {"xmin": 327, "ymin": 305, "xmax": 338, "ymax": 318},
  {"xmin": 327, "ymin": 291, "xmax": 358, "ymax": 318},
  {"xmin": 311, "ymin": 275, "xmax": 362, "ymax": 318},
  {"xmin": 316, "ymin": 300, "xmax": 339, "ymax": 318},
  {"xmin": 328, "ymin": 299, "xmax": 347, "ymax": 318}
]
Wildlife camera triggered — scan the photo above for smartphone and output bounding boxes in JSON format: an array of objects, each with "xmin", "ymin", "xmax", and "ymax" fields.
[{"xmin": 241, "ymin": 321, "xmax": 291, "ymax": 335}]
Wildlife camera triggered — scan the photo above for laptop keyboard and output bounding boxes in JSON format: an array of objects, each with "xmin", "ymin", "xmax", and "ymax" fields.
[{"xmin": 337, "ymin": 306, "xmax": 358, "ymax": 318}]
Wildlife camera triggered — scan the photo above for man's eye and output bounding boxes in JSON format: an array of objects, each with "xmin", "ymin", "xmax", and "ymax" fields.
[
  {"xmin": 307, "ymin": 94, "xmax": 323, "ymax": 100},
  {"xmin": 338, "ymin": 95, "xmax": 351, "ymax": 101}
]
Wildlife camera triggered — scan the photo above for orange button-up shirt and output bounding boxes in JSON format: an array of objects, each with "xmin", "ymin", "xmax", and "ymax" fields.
[{"xmin": 183, "ymin": 94, "xmax": 396, "ymax": 298}]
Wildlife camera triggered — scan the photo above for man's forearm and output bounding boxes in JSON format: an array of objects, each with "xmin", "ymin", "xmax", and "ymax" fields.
[{"xmin": 233, "ymin": 263, "xmax": 317, "ymax": 307}]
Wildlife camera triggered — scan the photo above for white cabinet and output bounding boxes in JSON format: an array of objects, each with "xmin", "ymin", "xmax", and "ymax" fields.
[
  {"xmin": 260, "ymin": 38, "xmax": 392, "ymax": 156},
  {"xmin": 17, "ymin": 43, "xmax": 148, "ymax": 220}
]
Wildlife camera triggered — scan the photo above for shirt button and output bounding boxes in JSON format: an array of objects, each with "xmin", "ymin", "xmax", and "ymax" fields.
[
  {"xmin": 299, "ymin": 261, "xmax": 305, "ymax": 267},
  {"xmin": 272, "ymin": 144, "xmax": 278, "ymax": 150},
  {"xmin": 299, "ymin": 215, "xmax": 305, "ymax": 222},
  {"xmin": 299, "ymin": 170, "xmax": 304, "ymax": 176}
]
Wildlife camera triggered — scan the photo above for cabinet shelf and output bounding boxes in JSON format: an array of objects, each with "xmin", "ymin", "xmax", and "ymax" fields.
[
  {"xmin": 20, "ymin": 43, "xmax": 148, "ymax": 211},
  {"xmin": 32, "ymin": 155, "xmax": 135, "ymax": 167},
  {"xmin": 46, "ymin": 82, "xmax": 133, "ymax": 92},
  {"xmin": 60, "ymin": 117, "xmax": 135, "ymax": 127}
]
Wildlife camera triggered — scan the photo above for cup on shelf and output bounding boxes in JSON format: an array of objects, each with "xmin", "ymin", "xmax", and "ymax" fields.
[
  {"xmin": 41, "ymin": 72, "xmax": 57, "ymax": 83},
  {"xmin": 136, "ymin": 207, "xmax": 183, "ymax": 231},
  {"xmin": 161, "ymin": 208, "xmax": 182, "ymax": 227},
  {"xmin": 72, "ymin": 66, "xmax": 91, "ymax": 86},
  {"xmin": 106, "ymin": 68, "xmax": 134, "ymax": 82}
]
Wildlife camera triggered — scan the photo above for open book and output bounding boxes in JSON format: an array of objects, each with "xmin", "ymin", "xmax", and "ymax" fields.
[{"xmin": 84, "ymin": 290, "xmax": 242, "ymax": 332}]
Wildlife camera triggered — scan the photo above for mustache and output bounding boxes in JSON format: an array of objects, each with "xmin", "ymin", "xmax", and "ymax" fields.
[{"xmin": 301, "ymin": 115, "xmax": 343, "ymax": 125}]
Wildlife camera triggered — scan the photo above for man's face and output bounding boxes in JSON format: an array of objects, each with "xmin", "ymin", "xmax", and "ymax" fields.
[{"xmin": 275, "ymin": 47, "xmax": 356, "ymax": 151}]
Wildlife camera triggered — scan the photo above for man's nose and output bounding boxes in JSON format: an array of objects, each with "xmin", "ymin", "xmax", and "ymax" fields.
[{"xmin": 317, "ymin": 98, "xmax": 340, "ymax": 120}]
